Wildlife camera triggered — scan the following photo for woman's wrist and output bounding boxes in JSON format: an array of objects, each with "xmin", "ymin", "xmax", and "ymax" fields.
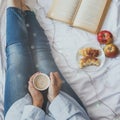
[
  {"xmin": 48, "ymin": 92, "xmax": 59, "ymax": 102},
  {"xmin": 33, "ymin": 101, "xmax": 43, "ymax": 108}
]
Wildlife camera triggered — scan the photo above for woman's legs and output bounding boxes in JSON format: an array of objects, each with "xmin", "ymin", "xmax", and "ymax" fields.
[
  {"xmin": 4, "ymin": 1, "xmax": 35, "ymax": 115},
  {"xmin": 24, "ymin": 10, "xmax": 85, "ymax": 109}
]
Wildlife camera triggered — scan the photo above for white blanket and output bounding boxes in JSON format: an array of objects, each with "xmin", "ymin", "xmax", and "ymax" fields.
[{"xmin": 1, "ymin": 0, "xmax": 120, "ymax": 119}]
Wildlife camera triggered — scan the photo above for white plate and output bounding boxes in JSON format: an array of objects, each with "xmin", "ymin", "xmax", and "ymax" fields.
[{"xmin": 76, "ymin": 43, "xmax": 105, "ymax": 72}]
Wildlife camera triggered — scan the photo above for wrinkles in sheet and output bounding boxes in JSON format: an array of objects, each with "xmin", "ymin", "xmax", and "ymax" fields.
[
  {"xmin": 0, "ymin": 0, "xmax": 7, "ymax": 119},
  {"xmin": 29, "ymin": 0, "xmax": 120, "ymax": 119},
  {"xmin": 0, "ymin": 0, "xmax": 120, "ymax": 120}
]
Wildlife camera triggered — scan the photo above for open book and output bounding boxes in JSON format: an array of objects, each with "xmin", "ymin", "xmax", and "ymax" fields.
[{"xmin": 48, "ymin": 0, "xmax": 111, "ymax": 34}]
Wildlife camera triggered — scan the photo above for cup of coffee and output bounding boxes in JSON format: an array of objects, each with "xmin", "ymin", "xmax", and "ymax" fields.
[{"xmin": 33, "ymin": 73, "xmax": 50, "ymax": 91}]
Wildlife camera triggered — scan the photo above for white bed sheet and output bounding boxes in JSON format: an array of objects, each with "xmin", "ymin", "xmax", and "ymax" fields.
[{"xmin": 1, "ymin": 0, "xmax": 120, "ymax": 119}]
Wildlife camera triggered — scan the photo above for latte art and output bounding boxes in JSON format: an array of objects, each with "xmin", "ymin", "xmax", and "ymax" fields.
[{"xmin": 33, "ymin": 73, "xmax": 50, "ymax": 91}]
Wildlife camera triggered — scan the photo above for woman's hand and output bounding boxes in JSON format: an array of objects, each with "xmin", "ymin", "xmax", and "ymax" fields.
[
  {"xmin": 48, "ymin": 72, "xmax": 62, "ymax": 102},
  {"xmin": 28, "ymin": 73, "xmax": 44, "ymax": 108}
]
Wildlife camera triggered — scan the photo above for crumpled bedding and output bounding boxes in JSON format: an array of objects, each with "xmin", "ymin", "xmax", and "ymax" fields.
[{"xmin": 0, "ymin": 0, "xmax": 120, "ymax": 119}]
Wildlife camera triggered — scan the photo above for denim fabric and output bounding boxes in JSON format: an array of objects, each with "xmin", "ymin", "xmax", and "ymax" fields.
[{"xmin": 4, "ymin": 7, "xmax": 85, "ymax": 115}]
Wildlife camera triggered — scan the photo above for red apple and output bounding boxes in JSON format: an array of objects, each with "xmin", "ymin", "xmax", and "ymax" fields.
[
  {"xmin": 104, "ymin": 44, "xmax": 119, "ymax": 58},
  {"xmin": 97, "ymin": 30, "xmax": 113, "ymax": 44}
]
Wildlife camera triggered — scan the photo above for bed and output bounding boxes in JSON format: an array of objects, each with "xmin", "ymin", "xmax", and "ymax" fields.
[{"xmin": 0, "ymin": 0, "xmax": 120, "ymax": 119}]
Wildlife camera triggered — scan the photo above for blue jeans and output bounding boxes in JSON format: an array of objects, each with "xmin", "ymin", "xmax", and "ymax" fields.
[{"xmin": 4, "ymin": 7, "xmax": 85, "ymax": 115}]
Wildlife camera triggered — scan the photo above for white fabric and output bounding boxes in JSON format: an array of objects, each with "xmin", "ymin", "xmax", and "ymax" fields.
[
  {"xmin": 0, "ymin": 0, "xmax": 120, "ymax": 119},
  {"xmin": 5, "ymin": 92, "xmax": 90, "ymax": 120}
]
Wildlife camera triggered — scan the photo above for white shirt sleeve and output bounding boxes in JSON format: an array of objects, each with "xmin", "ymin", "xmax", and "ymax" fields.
[
  {"xmin": 49, "ymin": 91, "xmax": 90, "ymax": 120},
  {"xmin": 5, "ymin": 94, "xmax": 47, "ymax": 120},
  {"xmin": 5, "ymin": 92, "xmax": 90, "ymax": 120},
  {"xmin": 20, "ymin": 105, "xmax": 45, "ymax": 120}
]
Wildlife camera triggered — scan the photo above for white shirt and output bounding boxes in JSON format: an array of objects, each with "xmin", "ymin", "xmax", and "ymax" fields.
[{"xmin": 5, "ymin": 91, "xmax": 91, "ymax": 120}]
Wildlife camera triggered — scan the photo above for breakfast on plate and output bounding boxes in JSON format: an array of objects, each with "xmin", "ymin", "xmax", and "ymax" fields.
[
  {"xmin": 77, "ymin": 30, "xmax": 119, "ymax": 69},
  {"xmin": 79, "ymin": 47, "xmax": 99, "ymax": 57},
  {"xmin": 97, "ymin": 30, "xmax": 113, "ymax": 44},
  {"xmin": 103, "ymin": 43, "xmax": 119, "ymax": 58},
  {"xmin": 78, "ymin": 47, "xmax": 101, "ymax": 68},
  {"xmin": 79, "ymin": 56, "xmax": 100, "ymax": 68}
]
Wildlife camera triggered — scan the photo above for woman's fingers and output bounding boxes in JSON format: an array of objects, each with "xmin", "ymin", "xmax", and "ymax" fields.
[
  {"xmin": 28, "ymin": 72, "xmax": 41, "ymax": 89},
  {"xmin": 53, "ymin": 72, "xmax": 62, "ymax": 86},
  {"xmin": 50, "ymin": 72, "xmax": 57, "ymax": 86},
  {"xmin": 29, "ymin": 72, "xmax": 40, "ymax": 82},
  {"xmin": 48, "ymin": 72, "xmax": 62, "ymax": 102}
]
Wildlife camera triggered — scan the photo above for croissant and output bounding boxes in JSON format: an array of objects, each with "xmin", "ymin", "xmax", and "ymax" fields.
[
  {"xmin": 79, "ymin": 56, "xmax": 100, "ymax": 68},
  {"xmin": 79, "ymin": 47, "xmax": 99, "ymax": 57}
]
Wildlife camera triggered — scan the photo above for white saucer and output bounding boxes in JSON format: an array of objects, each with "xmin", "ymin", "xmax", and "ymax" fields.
[{"xmin": 76, "ymin": 43, "xmax": 105, "ymax": 72}]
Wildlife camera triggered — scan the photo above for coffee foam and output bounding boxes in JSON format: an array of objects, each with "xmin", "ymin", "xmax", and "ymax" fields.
[{"xmin": 33, "ymin": 73, "xmax": 50, "ymax": 91}]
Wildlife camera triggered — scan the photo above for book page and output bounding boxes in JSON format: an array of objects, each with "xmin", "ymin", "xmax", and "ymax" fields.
[
  {"xmin": 73, "ymin": 0, "xmax": 110, "ymax": 33},
  {"xmin": 48, "ymin": 0, "xmax": 81, "ymax": 24}
]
